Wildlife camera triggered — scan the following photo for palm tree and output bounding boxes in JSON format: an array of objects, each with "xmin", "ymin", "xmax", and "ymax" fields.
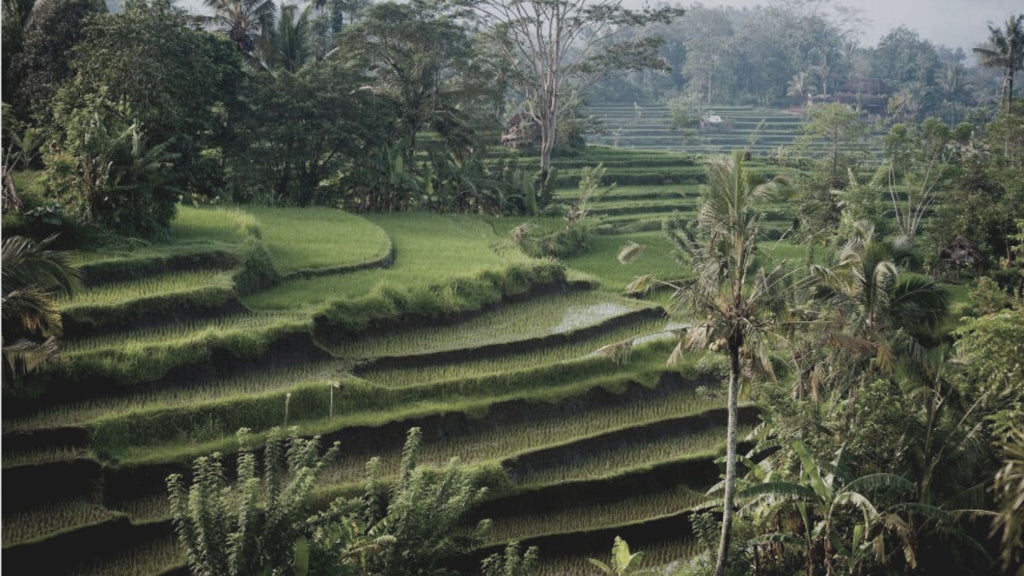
[
  {"xmin": 992, "ymin": 428, "xmax": 1024, "ymax": 572},
  {"xmin": 622, "ymin": 151, "xmax": 789, "ymax": 576},
  {"xmin": 973, "ymin": 14, "xmax": 1024, "ymax": 111},
  {"xmin": 1, "ymin": 234, "xmax": 80, "ymax": 383},
  {"xmin": 938, "ymin": 63, "xmax": 972, "ymax": 125},
  {"xmin": 203, "ymin": 0, "xmax": 275, "ymax": 56},
  {"xmin": 806, "ymin": 223, "xmax": 948, "ymax": 382},
  {"xmin": 261, "ymin": 3, "xmax": 311, "ymax": 72}
]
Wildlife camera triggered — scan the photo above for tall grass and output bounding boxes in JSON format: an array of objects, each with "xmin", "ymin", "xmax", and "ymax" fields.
[
  {"xmin": 564, "ymin": 231, "xmax": 686, "ymax": 291},
  {"xmin": 171, "ymin": 205, "xmax": 258, "ymax": 245}
]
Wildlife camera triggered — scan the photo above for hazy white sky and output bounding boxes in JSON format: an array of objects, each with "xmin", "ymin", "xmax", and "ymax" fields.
[
  {"xmin": 162, "ymin": 0, "xmax": 1019, "ymax": 54},
  {"xmin": 642, "ymin": 0, "xmax": 1022, "ymax": 53}
]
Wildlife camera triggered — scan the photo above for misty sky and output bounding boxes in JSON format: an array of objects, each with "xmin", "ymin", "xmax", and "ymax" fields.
[
  {"xmin": 634, "ymin": 0, "xmax": 1021, "ymax": 54},
  {"xmin": 162, "ymin": 0, "xmax": 1019, "ymax": 55}
]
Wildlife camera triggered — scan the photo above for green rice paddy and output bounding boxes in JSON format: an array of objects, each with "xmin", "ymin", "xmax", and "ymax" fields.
[
  {"xmin": 241, "ymin": 206, "xmax": 392, "ymax": 274},
  {"xmin": 4, "ymin": 146, "xmax": 793, "ymax": 573},
  {"xmin": 327, "ymin": 290, "xmax": 655, "ymax": 360},
  {"xmin": 243, "ymin": 213, "xmax": 535, "ymax": 310}
]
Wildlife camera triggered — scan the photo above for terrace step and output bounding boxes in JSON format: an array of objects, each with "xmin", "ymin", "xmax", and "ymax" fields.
[
  {"xmin": 2, "ymin": 425, "xmax": 91, "ymax": 466},
  {"xmin": 463, "ymin": 509, "xmax": 700, "ymax": 574},
  {"xmin": 76, "ymin": 249, "xmax": 240, "ymax": 288},
  {"xmin": 7, "ymin": 323, "xmax": 333, "ymax": 415},
  {"xmin": 531, "ymin": 536, "xmax": 699, "ymax": 576},
  {"xmin": 330, "ymin": 291, "xmax": 664, "ymax": 366},
  {"xmin": 503, "ymin": 406, "xmax": 759, "ymax": 486},
  {"xmin": 1, "ymin": 457, "xmax": 102, "ymax": 514},
  {"xmin": 472, "ymin": 456, "xmax": 719, "ymax": 545},
  {"xmin": 61, "ymin": 281, "xmax": 247, "ymax": 339},
  {"xmin": 3, "ymin": 516, "xmax": 178, "ymax": 576},
  {"xmin": 589, "ymin": 202, "xmax": 693, "ymax": 217},
  {"xmin": 97, "ymin": 366, "xmax": 713, "ymax": 514}
]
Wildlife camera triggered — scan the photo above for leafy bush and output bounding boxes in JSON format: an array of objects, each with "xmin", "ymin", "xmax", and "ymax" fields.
[
  {"xmin": 167, "ymin": 427, "xmax": 338, "ymax": 576},
  {"xmin": 360, "ymin": 427, "xmax": 490, "ymax": 576},
  {"xmin": 168, "ymin": 427, "xmax": 492, "ymax": 576},
  {"xmin": 44, "ymin": 91, "xmax": 178, "ymax": 237}
]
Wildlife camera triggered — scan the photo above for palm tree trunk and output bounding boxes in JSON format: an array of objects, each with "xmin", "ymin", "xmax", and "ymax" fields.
[
  {"xmin": 1007, "ymin": 65, "xmax": 1014, "ymax": 112},
  {"xmin": 714, "ymin": 344, "xmax": 741, "ymax": 576}
]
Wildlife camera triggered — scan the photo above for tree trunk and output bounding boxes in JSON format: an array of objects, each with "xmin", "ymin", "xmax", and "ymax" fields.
[
  {"xmin": 714, "ymin": 344, "xmax": 741, "ymax": 576},
  {"xmin": 1007, "ymin": 65, "xmax": 1015, "ymax": 112},
  {"xmin": 539, "ymin": 118, "xmax": 554, "ymax": 182}
]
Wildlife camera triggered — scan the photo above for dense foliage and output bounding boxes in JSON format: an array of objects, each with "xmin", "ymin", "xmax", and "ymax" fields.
[
  {"xmin": 168, "ymin": 427, "xmax": 491, "ymax": 576},
  {"xmin": 3, "ymin": 2, "xmax": 1024, "ymax": 575}
]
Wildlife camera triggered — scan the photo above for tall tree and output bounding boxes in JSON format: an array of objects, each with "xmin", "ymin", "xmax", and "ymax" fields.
[
  {"xmin": 938, "ymin": 62, "xmax": 972, "ymax": 125},
  {"xmin": 63, "ymin": 0, "xmax": 244, "ymax": 200},
  {"xmin": 973, "ymin": 14, "xmax": 1024, "ymax": 112},
  {"xmin": 807, "ymin": 223, "xmax": 949, "ymax": 392},
  {"xmin": 1, "ymin": 0, "xmax": 35, "ymax": 105},
  {"xmin": 9, "ymin": 0, "xmax": 105, "ymax": 120},
  {"xmin": 338, "ymin": 1, "xmax": 489, "ymax": 157},
  {"xmin": 261, "ymin": 3, "xmax": 312, "ymax": 73},
  {"xmin": 678, "ymin": 5, "xmax": 735, "ymax": 104},
  {"xmin": 622, "ymin": 152, "xmax": 787, "ymax": 576},
  {"xmin": 202, "ymin": 0, "xmax": 275, "ymax": 57},
  {"xmin": 879, "ymin": 117, "xmax": 962, "ymax": 246},
  {"xmin": 470, "ymin": 0, "xmax": 683, "ymax": 182},
  {"xmin": 798, "ymin": 103, "xmax": 868, "ymax": 190},
  {"xmin": 232, "ymin": 59, "xmax": 393, "ymax": 206},
  {"xmin": 870, "ymin": 26, "xmax": 941, "ymax": 89}
]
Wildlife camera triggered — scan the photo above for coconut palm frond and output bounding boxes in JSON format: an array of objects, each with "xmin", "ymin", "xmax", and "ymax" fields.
[
  {"xmin": 3, "ymin": 336, "xmax": 59, "ymax": 380},
  {"xmin": 2, "ymin": 234, "xmax": 81, "ymax": 298},
  {"xmin": 617, "ymin": 241, "xmax": 645, "ymax": 264},
  {"xmin": 844, "ymin": 473, "xmax": 914, "ymax": 496},
  {"xmin": 595, "ymin": 339, "xmax": 634, "ymax": 366},
  {"xmin": 623, "ymin": 273, "xmax": 656, "ymax": 296},
  {"xmin": 890, "ymin": 274, "xmax": 950, "ymax": 335},
  {"xmin": 666, "ymin": 338, "xmax": 688, "ymax": 366}
]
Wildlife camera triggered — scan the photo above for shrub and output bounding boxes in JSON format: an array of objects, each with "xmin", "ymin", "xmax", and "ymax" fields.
[
  {"xmin": 44, "ymin": 91, "xmax": 178, "ymax": 237},
  {"xmin": 167, "ymin": 427, "xmax": 338, "ymax": 576}
]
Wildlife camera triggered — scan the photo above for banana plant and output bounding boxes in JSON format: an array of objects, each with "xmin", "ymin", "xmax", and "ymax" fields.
[
  {"xmin": 739, "ymin": 441, "xmax": 917, "ymax": 576},
  {"xmin": 587, "ymin": 536, "xmax": 660, "ymax": 576}
]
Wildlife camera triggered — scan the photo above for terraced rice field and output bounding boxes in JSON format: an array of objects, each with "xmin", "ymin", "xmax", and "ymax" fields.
[
  {"xmin": 586, "ymin": 104, "xmax": 810, "ymax": 156},
  {"xmin": 57, "ymin": 270, "xmax": 234, "ymax": 309},
  {"xmin": 3, "ymin": 151, "xmax": 769, "ymax": 574},
  {"xmin": 328, "ymin": 290, "xmax": 656, "ymax": 361}
]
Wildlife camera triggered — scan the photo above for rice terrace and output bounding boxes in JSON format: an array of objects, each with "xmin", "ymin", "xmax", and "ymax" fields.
[{"xmin": 2, "ymin": 1, "xmax": 1023, "ymax": 576}]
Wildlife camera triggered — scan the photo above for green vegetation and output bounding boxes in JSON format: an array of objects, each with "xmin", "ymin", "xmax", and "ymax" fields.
[
  {"xmin": 2, "ymin": 499, "xmax": 119, "ymax": 546},
  {"xmin": 242, "ymin": 206, "xmax": 392, "ymax": 275},
  {"xmin": 327, "ymin": 291, "xmax": 654, "ymax": 360},
  {"xmin": 245, "ymin": 213, "xmax": 535, "ymax": 310},
  {"xmin": 3, "ymin": 1, "xmax": 1024, "ymax": 574}
]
